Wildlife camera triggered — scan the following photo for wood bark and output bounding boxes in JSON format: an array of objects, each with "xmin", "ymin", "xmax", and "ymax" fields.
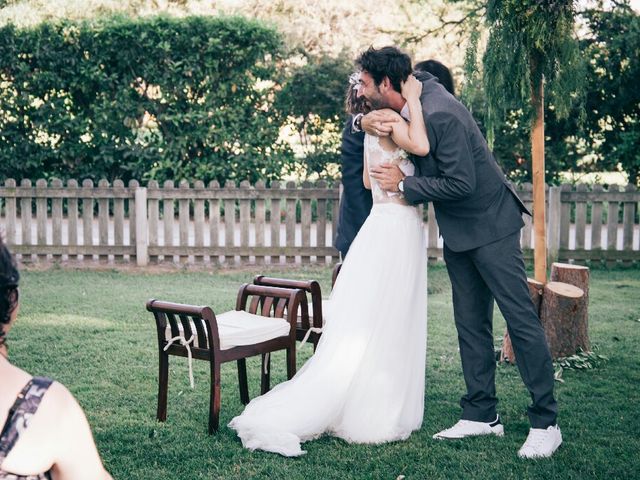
[
  {"xmin": 500, "ymin": 278, "xmax": 544, "ymax": 364},
  {"xmin": 540, "ymin": 281, "xmax": 589, "ymax": 358},
  {"xmin": 548, "ymin": 263, "xmax": 590, "ymax": 357}
]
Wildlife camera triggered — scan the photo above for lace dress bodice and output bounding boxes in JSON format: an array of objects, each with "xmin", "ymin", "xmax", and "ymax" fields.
[{"xmin": 364, "ymin": 134, "xmax": 415, "ymax": 205}]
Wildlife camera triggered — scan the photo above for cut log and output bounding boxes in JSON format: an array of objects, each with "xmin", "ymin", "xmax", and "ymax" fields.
[
  {"xmin": 540, "ymin": 281, "xmax": 589, "ymax": 359},
  {"xmin": 550, "ymin": 262, "xmax": 590, "ymax": 309},
  {"xmin": 500, "ymin": 278, "xmax": 545, "ymax": 364},
  {"xmin": 550, "ymin": 263, "xmax": 590, "ymax": 357}
]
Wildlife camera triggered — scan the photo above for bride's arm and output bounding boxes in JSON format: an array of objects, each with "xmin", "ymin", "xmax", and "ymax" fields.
[{"xmin": 389, "ymin": 75, "xmax": 430, "ymax": 156}]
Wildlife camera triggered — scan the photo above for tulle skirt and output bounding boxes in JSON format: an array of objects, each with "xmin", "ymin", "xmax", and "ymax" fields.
[{"xmin": 229, "ymin": 202, "xmax": 428, "ymax": 456}]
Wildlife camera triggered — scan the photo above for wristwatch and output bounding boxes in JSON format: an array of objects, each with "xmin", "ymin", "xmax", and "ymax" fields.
[
  {"xmin": 352, "ymin": 113, "xmax": 364, "ymax": 133},
  {"xmin": 398, "ymin": 179, "xmax": 405, "ymax": 193}
]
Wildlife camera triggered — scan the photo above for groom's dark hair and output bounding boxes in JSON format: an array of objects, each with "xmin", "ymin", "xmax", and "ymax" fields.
[{"xmin": 356, "ymin": 46, "xmax": 412, "ymax": 93}]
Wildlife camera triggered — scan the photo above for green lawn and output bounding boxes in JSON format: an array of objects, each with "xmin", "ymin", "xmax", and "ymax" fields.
[{"xmin": 9, "ymin": 264, "xmax": 640, "ymax": 479}]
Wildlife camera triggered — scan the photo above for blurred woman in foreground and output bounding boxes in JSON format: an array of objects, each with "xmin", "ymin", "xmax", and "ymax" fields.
[{"xmin": 0, "ymin": 236, "xmax": 112, "ymax": 480}]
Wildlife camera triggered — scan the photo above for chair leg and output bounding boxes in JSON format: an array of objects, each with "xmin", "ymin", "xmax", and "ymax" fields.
[
  {"xmin": 209, "ymin": 360, "xmax": 221, "ymax": 434},
  {"xmin": 157, "ymin": 351, "xmax": 169, "ymax": 422},
  {"xmin": 260, "ymin": 353, "xmax": 271, "ymax": 395},
  {"xmin": 237, "ymin": 358, "xmax": 249, "ymax": 405},
  {"xmin": 286, "ymin": 346, "xmax": 296, "ymax": 380}
]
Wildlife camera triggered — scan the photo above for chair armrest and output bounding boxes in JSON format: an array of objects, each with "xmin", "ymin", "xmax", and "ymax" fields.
[{"xmin": 146, "ymin": 299, "xmax": 220, "ymax": 352}]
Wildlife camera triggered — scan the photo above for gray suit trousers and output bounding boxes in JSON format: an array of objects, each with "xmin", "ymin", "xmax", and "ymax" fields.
[{"xmin": 443, "ymin": 231, "xmax": 558, "ymax": 428}]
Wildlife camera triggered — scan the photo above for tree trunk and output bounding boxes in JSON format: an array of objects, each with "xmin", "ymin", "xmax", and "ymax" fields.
[
  {"xmin": 550, "ymin": 262, "xmax": 590, "ymax": 355},
  {"xmin": 500, "ymin": 278, "xmax": 544, "ymax": 364},
  {"xmin": 540, "ymin": 281, "xmax": 589, "ymax": 359}
]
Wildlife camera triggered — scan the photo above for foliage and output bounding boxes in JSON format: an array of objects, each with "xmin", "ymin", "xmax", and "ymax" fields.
[
  {"xmin": 0, "ymin": 15, "xmax": 291, "ymax": 184},
  {"xmin": 460, "ymin": 80, "xmax": 585, "ymax": 184},
  {"xmin": 480, "ymin": 0, "xmax": 586, "ymax": 147},
  {"xmin": 553, "ymin": 345, "xmax": 609, "ymax": 383},
  {"xmin": 456, "ymin": 1, "xmax": 639, "ymax": 184},
  {"xmin": 0, "ymin": 0, "xmax": 471, "ymax": 65},
  {"xmin": 275, "ymin": 54, "xmax": 353, "ymax": 179},
  {"xmin": 577, "ymin": 2, "xmax": 640, "ymax": 186}
]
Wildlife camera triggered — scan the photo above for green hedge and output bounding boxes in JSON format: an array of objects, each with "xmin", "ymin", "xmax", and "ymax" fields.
[{"xmin": 0, "ymin": 15, "xmax": 293, "ymax": 184}]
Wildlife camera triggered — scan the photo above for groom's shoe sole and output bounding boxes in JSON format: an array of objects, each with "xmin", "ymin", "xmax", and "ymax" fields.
[{"xmin": 432, "ymin": 423, "xmax": 504, "ymax": 440}]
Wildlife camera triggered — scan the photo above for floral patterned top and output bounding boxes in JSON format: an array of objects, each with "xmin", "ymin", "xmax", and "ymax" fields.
[
  {"xmin": 0, "ymin": 377, "xmax": 53, "ymax": 480},
  {"xmin": 364, "ymin": 133, "xmax": 416, "ymax": 205}
]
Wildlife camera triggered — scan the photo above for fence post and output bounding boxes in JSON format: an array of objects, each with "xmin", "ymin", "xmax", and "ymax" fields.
[
  {"xmin": 135, "ymin": 186, "xmax": 148, "ymax": 266},
  {"xmin": 547, "ymin": 185, "xmax": 562, "ymax": 265}
]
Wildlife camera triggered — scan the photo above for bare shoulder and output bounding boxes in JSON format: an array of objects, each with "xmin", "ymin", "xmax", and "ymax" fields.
[
  {"xmin": 44, "ymin": 380, "xmax": 76, "ymax": 406},
  {"xmin": 37, "ymin": 381, "xmax": 86, "ymax": 427}
]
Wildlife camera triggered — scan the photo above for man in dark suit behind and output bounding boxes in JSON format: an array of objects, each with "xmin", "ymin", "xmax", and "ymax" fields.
[
  {"xmin": 358, "ymin": 46, "xmax": 561, "ymax": 459},
  {"xmin": 334, "ymin": 120, "xmax": 371, "ymax": 259}
]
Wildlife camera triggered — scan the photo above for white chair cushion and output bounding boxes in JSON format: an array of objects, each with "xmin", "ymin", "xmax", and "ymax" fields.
[
  {"xmin": 216, "ymin": 310, "xmax": 291, "ymax": 349},
  {"xmin": 164, "ymin": 310, "xmax": 291, "ymax": 351}
]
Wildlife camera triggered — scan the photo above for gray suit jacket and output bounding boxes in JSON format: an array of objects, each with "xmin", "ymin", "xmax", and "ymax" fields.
[{"xmin": 403, "ymin": 72, "xmax": 529, "ymax": 252}]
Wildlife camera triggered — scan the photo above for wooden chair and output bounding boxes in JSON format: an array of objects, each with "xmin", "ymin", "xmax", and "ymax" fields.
[
  {"xmin": 146, "ymin": 284, "xmax": 304, "ymax": 434},
  {"xmin": 253, "ymin": 262, "xmax": 343, "ymax": 350}
]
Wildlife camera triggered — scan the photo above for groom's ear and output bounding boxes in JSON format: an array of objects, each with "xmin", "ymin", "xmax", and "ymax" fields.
[{"xmin": 380, "ymin": 76, "xmax": 392, "ymax": 92}]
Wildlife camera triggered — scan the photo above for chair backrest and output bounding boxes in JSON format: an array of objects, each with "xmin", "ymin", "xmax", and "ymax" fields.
[
  {"xmin": 252, "ymin": 276, "xmax": 321, "ymax": 329},
  {"xmin": 146, "ymin": 299, "xmax": 219, "ymax": 355},
  {"xmin": 236, "ymin": 284, "xmax": 305, "ymax": 331}
]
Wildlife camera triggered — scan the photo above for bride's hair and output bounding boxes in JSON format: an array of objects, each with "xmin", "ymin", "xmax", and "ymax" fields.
[{"xmin": 345, "ymin": 74, "xmax": 370, "ymax": 115}]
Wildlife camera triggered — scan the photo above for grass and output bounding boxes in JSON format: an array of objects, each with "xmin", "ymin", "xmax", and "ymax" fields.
[{"xmin": 8, "ymin": 264, "xmax": 640, "ymax": 479}]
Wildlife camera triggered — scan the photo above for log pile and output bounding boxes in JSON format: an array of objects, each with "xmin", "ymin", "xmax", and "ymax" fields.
[{"xmin": 500, "ymin": 263, "xmax": 589, "ymax": 363}]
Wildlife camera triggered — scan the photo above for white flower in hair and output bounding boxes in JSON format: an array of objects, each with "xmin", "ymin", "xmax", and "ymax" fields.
[{"xmin": 348, "ymin": 71, "xmax": 361, "ymax": 90}]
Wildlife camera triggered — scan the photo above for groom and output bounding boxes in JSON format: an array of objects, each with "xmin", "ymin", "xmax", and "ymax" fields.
[{"xmin": 354, "ymin": 46, "xmax": 561, "ymax": 459}]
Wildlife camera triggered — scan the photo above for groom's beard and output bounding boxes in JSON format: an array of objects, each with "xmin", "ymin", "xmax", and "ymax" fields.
[
  {"xmin": 365, "ymin": 88, "xmax": 389, "ymax": 110},
  {"xmin": 367, "ymin": 96, "xmax": 388, "ymax": 110}
]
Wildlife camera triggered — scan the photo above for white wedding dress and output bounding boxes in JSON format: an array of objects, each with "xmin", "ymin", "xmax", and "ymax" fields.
[{"xmin": 229, "ymin": 134, "xmax": 428, "ymax": 456}]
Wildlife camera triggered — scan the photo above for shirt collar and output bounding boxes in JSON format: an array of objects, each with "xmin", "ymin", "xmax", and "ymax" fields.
[{"xmin": 400, "ymin": 103, "xmax": 411, "ymax": 121}]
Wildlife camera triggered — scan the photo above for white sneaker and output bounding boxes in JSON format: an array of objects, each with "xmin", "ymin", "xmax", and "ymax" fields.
[
  {"xmin": 433, "ymin": 416, "xmax": 504, "ymax": 440},
  {"xmin": 518, "ymin": 425, "xmax": 562, "ymax": 459}
]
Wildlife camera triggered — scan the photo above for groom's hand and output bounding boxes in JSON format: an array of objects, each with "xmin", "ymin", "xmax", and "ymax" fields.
[
  {"xmin": 369, "ymin": 164, "xmax": 405, "ymax": 192},
  {"xmin": 362, "ymin": 110, "xmax": 398, "ymax": 137}
]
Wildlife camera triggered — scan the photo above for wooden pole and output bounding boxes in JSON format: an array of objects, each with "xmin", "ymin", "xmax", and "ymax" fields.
[{"xmin": 531, "ymin": 67, "xmax": 547, "ymax": 283}]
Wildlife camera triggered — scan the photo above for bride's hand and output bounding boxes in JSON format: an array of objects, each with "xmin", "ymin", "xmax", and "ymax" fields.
[{"xmin": 401, "ymin": 75, "xmax": 422, "ymax": 102}]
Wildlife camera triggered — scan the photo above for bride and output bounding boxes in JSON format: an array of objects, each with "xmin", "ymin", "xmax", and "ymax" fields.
[{"xmin": 229, "ymin": 72, "xmax": 429, "ymax": 457}]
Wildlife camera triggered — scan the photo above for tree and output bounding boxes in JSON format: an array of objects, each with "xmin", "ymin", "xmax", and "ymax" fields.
[
  {"xmin": 479, "ymin": 0, "xmax": 585, "ymax": 282},
  {"xmin": 578, "ymin": 2, "xmax": 640, "ymax": 186},
  {"xmin": 275, "ymin": 54, "xmax": 353, "ymax": 180}
]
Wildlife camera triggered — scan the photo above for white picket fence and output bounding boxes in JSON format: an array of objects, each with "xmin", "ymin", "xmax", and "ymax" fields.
[{"xmin": 0, "ymin": 179, "xmax": 638, "ymax": 266}]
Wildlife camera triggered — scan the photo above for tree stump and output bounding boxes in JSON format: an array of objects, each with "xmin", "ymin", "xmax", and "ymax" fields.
[
  {"xmin": 500, "ymin": 278, "xmax": 544, "ymax": 364},
  {"xmin": 540, "ymin": 281, "xmax": 589, "ymax": 358},
  {"xmin": 550, "ymin": 262, "xmax": 590, "ymax": 309}
]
